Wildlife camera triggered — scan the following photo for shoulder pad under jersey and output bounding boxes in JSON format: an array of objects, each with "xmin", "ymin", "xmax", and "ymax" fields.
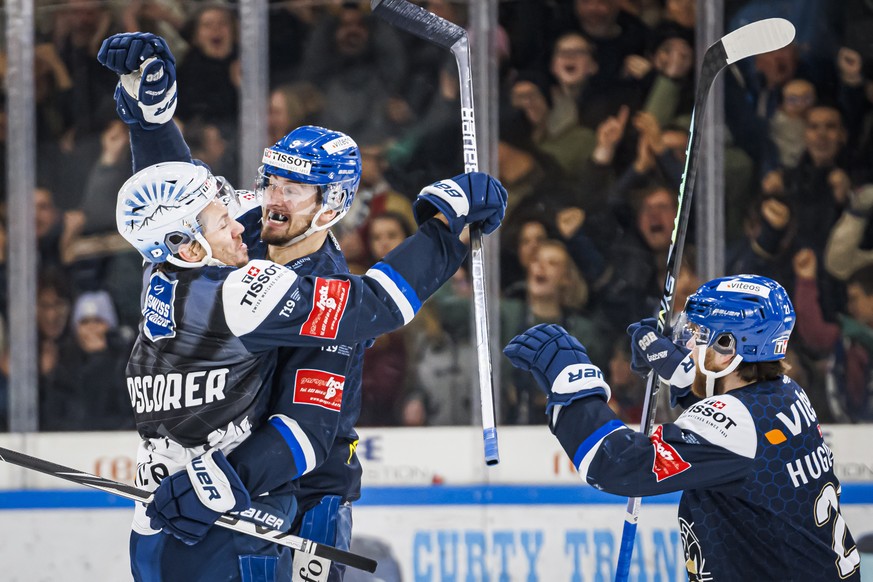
[
  {"xmin": 222, "ymin": 259, "xmax": 298, "ymax": 336},
  {"xmin": 674, "ymin": 394, "xmax": 757, "ymax": 459}
]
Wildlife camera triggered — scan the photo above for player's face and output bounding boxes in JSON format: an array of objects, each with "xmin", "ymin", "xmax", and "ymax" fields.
[
  {"xmin": 199, "ymin": 200, "xmax": 248, "ymax": 267},
  {"xmin": 690, "ymin": 347, "xmax": 726, "ymax": 398},
  {"xmin": 261, "ymin": 175, "xmax": 321, "ymax": 245}
]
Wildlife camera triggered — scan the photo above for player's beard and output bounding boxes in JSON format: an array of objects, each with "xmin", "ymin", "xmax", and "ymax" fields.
[
  {"xmin": 261, "ymin": 206, "xmax": 318, "ymax": 247},
  {"xmin": 690, "ymin": 348, "xmax": 726, "ymax": 398}
]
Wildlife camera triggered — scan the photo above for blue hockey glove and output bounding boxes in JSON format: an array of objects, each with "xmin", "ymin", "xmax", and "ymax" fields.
[
  {"xmin": 97, "ymin": 32, "xmax": 175, "ymax": 75},
  {"xmin": 146, "ymin": 449, "xmax": 251, "ymax": 546},
  {"xmin": 98, "ymin": 33, "xmax": 177, "ymax": 128},
  {"xmin": 413, "ymin": 171, "xmax": 507, "ymax": 235},
  {"xmin": 627, "ymin": 318, "xmax": 695, "ymax": 404},
  {"xmin": 504, "ymin": 323, "xmax": 611, "ymax": 416}
]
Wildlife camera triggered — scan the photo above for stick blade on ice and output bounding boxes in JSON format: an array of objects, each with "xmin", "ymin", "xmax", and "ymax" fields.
[
  {"xmin": 721, "ymin": 18, "xmax": 795, "ymax": 64},
  {"xmin": 370, "ymin": 0, "xmax": 465, "ymax": 48}
]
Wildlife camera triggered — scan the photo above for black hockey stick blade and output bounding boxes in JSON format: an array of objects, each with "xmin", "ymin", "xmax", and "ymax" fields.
[
  {"xmin": 371, "ymin": 0, "xmax": 465, "ymax": 48},
  {"xmin": 0, "ymin": 446, "xmax": 377, "ymax": 573}
]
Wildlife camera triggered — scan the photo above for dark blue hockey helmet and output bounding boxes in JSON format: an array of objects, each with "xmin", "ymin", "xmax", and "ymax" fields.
[
  {"xmin": 257, "ymin": 125, "xmax": 361, "ymax": 219},
  {"xmin": 673, "ymin": 274, "xmax": 795, "ymax": 362}
]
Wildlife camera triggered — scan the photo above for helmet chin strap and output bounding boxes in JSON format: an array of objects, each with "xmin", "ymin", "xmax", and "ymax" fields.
[
  {"xmin": 696, "ymin": 345, "xmax": 744, "ymax": 397},
  {"xmin": 166, "ymin": 232, "xmax": 224, "ymax": 268}
]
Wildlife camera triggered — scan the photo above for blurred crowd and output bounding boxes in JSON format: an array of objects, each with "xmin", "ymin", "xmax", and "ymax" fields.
[{"xmin": 1, "ymin": 0, "xmax": 872, "ymax": 431}]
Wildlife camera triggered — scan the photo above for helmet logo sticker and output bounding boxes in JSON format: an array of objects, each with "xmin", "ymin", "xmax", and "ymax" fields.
[
  {"xmin": 715, "ymin": 280, "xmax": 771, "ymax": 297},
  {"xmin": 322, "ymin": 135, "xmax": 357, "ymax": 154},
  {"xmin": 773, "ymin": 337, "xmax": 789, "ymax": 355},
  {"xmin": 262, "ymin": 148, "xmax": 313, "ymax": 175}
]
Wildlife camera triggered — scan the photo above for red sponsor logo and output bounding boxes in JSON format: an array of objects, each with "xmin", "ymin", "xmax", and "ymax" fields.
[
  {"xmin": 711, "ymin": 400, "xmax": 726, "ymax": 409},
  {"xmin": 247, "ymin": 265, "xmax": 260, "ymax": 277},
  {"xmin": 293, "ymin": 369, "xmax": 345, "ymax": 411},
  {"xmin": 301, "ymin": 278, "xmax": 350, "ymax": 340},
  {"xmin": 650, "ymin": 425, "xmax": 691, "ymax": 482}
]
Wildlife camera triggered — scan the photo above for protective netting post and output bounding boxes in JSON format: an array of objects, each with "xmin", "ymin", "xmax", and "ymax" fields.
[
  {"xmin": 6, "ymin": 0, "xmax": 39, "ymax": 433},
  {"xmin": 695, "ymin": 0, "xmax": 725, "ymax": 281},
  {"xmin": 238, "ymin": 0, "xmax": 269, "ymax": 185}
]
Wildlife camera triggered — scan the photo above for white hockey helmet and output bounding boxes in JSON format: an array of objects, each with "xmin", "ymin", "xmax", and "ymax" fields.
[{"xmin": 116, "ymin": 161, "xmax": 239, "ymax": 268}]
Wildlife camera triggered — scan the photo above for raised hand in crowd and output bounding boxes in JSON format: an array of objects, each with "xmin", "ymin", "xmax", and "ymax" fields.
[
  {"xmin": 829, "ymin": 167, "xmax": 852, "ymax": 206},
  {"xmin": 593, "ymin": 105, "xmax": 630, "ymax": 165},
  {"xmin": 792, "ymin": 247, "xmax": 817, "ymax": 281},
  {"xmin": 760, "ymin": 196, "xmax": 791, "ymax": 231}
]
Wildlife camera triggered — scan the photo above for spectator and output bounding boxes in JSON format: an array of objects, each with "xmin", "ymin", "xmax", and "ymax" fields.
[
  {"xmin": 547, "ymin": 31, "xmax": 614, "ymax": 131},
  {"xmin": 771, "ymin": 79, "xmax": 817, "ymax": 168},
  {"xmin": 557, "ymin": 0, "xmax": 651, "ymax": 85},
  {"xmin": 266, "ymin": 82, "xmax": 322, "ymax": 146},
  {"xmin": 176, "ymin": 3, "xmax": 239, "ymax": 135},
  {"xmin": 606, "ymin": 338, "xmax": 645, "ymax": 423},
  {"xmin": 40, "ymin": 290, "xmax": 133, "ymax": 431},
  {"xmin": 593, "ymin": 185, "xmax": 677, "ymax": 330},
  {"xmin": 508, "ymin": 71, "xmax": 598, "ymax": 180},
  {"xmin": 358, "ymin": 213, "xmax": 415, "ymax": 426},
  {"xmin": 501, "ymin": 214, "xmax": 559, "ymax": 294},
  {"xmin": 335, "ymin": 142, "xmax": 416, "ymax": 274},
  {"xmin": 793, "ymin": 250, "xmax": 873, "ymax": 422},
  {"xmin": 35, "ymin": 269, "xmax": 73, "ymax": 400},
  {"xmin": 825, "ymin": 184, "xmax": 873, "ymax": 281},
  {"xmin": 503, "ymin": 240, "xmax": 607, "ymax": 423},
  {"xmin": 300, "ymin": 4, "xmax": 406, "ymax": 145},
  {"xmin": 726, "ymin": 195, "xmax": 796, "ymax": 290}
]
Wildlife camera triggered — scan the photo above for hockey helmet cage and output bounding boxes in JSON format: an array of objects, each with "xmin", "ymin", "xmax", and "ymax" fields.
[
  {"xmin": 258, "ymin": 125, "xmax": 361, "ymax": 218},
  {"xmin": 116, "ymin": 161, "xmax": 232, "ymax": 268},
  {"xmin": 673, "ymin": 274, "xmax": 795, "ymax": 362}
]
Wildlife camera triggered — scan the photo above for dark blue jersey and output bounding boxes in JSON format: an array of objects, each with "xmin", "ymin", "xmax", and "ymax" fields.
[{"xmin": 553, "ymin": 376, "xmax": 861, "ymax": 582}]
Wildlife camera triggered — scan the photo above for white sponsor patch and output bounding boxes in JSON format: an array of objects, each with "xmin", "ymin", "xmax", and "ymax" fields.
[
  {"xmin": 223, "ymin": 260, "xmax": 298, "ymax": 336},
  {"xmin": 715, "ymin": 280, "xmax": 771, "ymax": 298},
  {"xmin": 419, "ymin": 179, "xmax": 469, "ymax": 218},
  {"xmin": 322, "ymin": 135, "xmax": 356, "ymax": 154},
  {"xmin": 262, "ymin": 148, "xmax": 313, "ymax": 175},
  {"xmin": 675, "ymin": 394, "xmax": 757, "ymax": 458}
]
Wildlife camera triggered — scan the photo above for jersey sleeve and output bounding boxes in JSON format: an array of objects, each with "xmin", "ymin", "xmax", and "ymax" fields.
[
  {"xmin": 226, "ymin": 341, "xmax": 356, "ymax": 496},
  {"xmin": 130, "ymin": 122, "xmax": 192, "ymax": 172},
  {"xmin": 553, "ymin": 394, "xmax": 757, "ymax": 496},
  {"xmin": 222, "ymin": 218, "xmax": 466, "ymax": 351}
]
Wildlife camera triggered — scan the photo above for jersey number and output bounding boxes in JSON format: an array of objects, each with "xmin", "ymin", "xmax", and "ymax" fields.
[{"xmin": 814, "ymin": 482, "xmax": 860, "ymax": 577}]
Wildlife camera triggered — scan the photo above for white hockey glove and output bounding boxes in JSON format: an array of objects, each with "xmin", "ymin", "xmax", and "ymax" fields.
[
  {"xmin": 413, "ymin": 172, "xmax": 507, "ymax": 235},
  {"xmin": 146, "ymin": 449, "xmax": 250, "ymax": 545},
  {"xmin": 97, "ymin": 32, "xmax": 177, "ymax": 129}
]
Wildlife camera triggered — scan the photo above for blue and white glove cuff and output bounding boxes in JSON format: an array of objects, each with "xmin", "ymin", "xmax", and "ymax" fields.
[
  {"xmin": 662, "ymin": 353, "xmax": 695, "ymax": 387},
  {"xmin": 419, "ymin": 179, "xmax": 470, "ymax": 219},
  {"xmin": 186, "ymin": 450, "xmax": 239, "ymax": 514},
  {"xmin": 552, "ymin": 363, "xmax": 611, "ymax": 401}
]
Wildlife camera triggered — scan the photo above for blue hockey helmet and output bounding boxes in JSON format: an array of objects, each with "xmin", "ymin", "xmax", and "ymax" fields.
[
  {"xmin": 258, "ymin": 125, "xmax": 361, "ymax": 220},
  {"xmin": 116, "ymin": 161, "xmax": 240, "ymax": 268},
  {"xmin": 673, "ymin": 274, "xmax": 795, "ymax": 362}
]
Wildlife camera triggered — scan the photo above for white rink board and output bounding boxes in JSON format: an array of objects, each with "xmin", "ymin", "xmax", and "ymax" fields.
[{"xmin": 0, "ymin": 427, "xmax": 871, "ymax": 581}]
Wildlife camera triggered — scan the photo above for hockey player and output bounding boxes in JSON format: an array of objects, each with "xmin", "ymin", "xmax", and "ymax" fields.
[
  {"xmin": 117, "ymin": 159, "xmax": 505, "ymax": 580},
  {"xmin": 94, "ymin": 32, "xmax": 419, "ymax": 580},
  {"xmin": 504, "ymin": 274, "xmax": 860, "ymax": 581}
]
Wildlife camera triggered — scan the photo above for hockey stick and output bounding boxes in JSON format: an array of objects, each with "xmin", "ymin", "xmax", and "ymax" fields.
[
  {"xmin": 613, "ymin": 18, "xmax": 795, "ymax": 582},
  {"xmin": 0, "ymin": 446, "xmax": 377, "ymax": 573},
  {"xmin": 371, "ymin": 0, "xmax": 499, "ymax": 465}
]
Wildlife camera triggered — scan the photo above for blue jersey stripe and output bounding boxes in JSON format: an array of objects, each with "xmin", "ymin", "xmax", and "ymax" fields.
[
  {"xmin": 368, "ymin": 262, "xmax": 422, "ymax": 314},
  {"xmin": 573, "ymin": 419, "xmax": 626, "ymax": 468},
  {"xmin": 269, "ymin": 417, "xmax": 308, "ymax": 477}
]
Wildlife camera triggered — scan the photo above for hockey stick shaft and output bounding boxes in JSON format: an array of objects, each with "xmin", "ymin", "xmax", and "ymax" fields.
[
  {"xmin": 371, "ymin": 0, "xmax": 499, "ymax": 465},
  {"xmin": 0, "ymin": 446, "xmax": 376, "ymax": 573},
  {"xmin": 613, "ymin": 18, "xmax": 795, "ymax": 582}
]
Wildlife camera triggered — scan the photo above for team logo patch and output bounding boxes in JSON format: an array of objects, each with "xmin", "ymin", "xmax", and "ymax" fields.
[
  {"xmin": 301, "ymin": 278, "xmax": 350, "ymax": 340},
  {"xmin": 773, "ymin": 336, "xmax": 789, "ymax": 355},
  {"xmin": 292, "ymin": 369, "xmax": 344, "ymax": 411},
  {"xmin": 650, "ymin": 425, "xmax": 691, "ymax": 482},
  {"xmin": 143, "ymin": 273, "xmax": 177, "ymax": 341}
]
